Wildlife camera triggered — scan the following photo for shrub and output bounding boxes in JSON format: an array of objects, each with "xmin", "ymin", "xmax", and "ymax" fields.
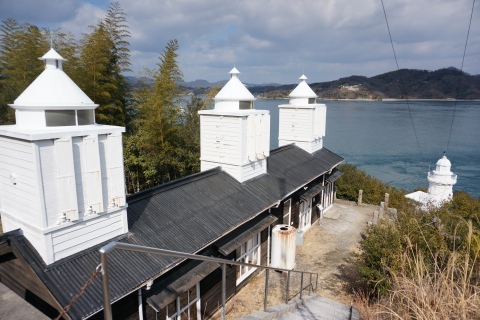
[{"xmin": 336, "ymin": 163, "xmax": 408, "ymax": 209}]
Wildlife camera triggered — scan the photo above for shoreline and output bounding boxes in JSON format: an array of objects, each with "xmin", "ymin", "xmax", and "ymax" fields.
[{"xmin": 256, "ymin": 97, "xmax": 480, "ymax": 102}]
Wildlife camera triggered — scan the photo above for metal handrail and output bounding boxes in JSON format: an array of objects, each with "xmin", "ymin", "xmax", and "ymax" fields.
[{"xmin": 99, "ymin": 241, "xmax": 319, "ymax": 320}]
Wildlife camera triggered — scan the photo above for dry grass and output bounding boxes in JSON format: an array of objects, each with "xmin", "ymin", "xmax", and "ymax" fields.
[{"xmin": 357, "ymin": 222, "xmax": 480, "ymax": 320}]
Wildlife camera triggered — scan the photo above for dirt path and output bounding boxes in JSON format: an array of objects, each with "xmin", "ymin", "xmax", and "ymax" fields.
[
  {"xmin": 217, "ymin": 200, "xmax": 375, "ymax": 319},
  {"xmin": 300, "ymin": 200, "xmax": 374, "ymax": 303}
]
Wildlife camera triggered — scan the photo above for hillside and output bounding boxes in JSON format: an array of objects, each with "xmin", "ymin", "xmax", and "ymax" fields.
[{"xmin": 254, "ymin": 68, "xmax": 480, "ymax": 100}]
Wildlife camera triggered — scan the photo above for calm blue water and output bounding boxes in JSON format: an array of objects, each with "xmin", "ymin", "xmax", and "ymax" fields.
[{"xmin": 256, "ymin": 99, "xmax": 480, "ymax": 197}]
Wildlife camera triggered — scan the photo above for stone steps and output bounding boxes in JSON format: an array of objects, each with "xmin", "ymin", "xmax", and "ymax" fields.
[{"xmin": 238, "ymin": 293, "xmax": 360, "ymax": 320}]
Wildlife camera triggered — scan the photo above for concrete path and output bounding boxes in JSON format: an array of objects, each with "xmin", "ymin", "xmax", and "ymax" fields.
[
  {"xmin": 225, "ymin": 200, "xmax": 376, "ymax": 319},
  {"xmin": 0, "ymin": 283, "xmax": 49, "ymax": 320}
]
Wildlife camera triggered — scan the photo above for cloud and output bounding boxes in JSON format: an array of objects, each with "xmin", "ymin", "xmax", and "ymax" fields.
[
  {"xmin": 0, "ymin": 0, "xmax": 478, "ymax": 83},
  {"xmin": 0, "ymin": 0, "xmax": 81, "ymax": 24}
]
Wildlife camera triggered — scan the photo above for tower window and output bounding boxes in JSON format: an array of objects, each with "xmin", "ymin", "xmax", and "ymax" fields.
[
  {"xmin": 45, "ymin": 110, "xmax": 95, "ymax": 126},
  {"xmin": 77, "ymin": 110, "xmax": 95, "ymax": 125},
  {"xmin": 45, "ymin": 110, "xmax": 76, "ymax": 126},
  {"xmin": 308, "ymin": 98, "xmax": 316, "ymax": 104},
  {"xmin": 239, "ymin": 101, "xmax": 253, "ymax": 109}
]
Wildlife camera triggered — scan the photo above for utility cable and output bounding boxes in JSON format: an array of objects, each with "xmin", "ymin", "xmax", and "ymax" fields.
[
  {"xmin": 380, "ymin": 0, "xmax": 423, "ymax": 157},
  {"xmin": 445, "ymin": 0, "xmax": 476, "ymax": 154}
]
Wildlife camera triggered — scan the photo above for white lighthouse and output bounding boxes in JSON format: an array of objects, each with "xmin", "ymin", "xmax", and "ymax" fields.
[
  {"xmin": 278, "ymin": 75, "xmax": 326, "ymax": 154},
  {"xmin": 406, "ymin": 154, "xmax": 457, "ymax": 209},
  {"xmin": 0, "ymin": 49, "xmax": 128, "ymax": 264},
  {"xmin": 427, "ymin": 155, "xmax": 457, "ymax": 203},
  {"xmin": 199, "ymin": 68, "xmax": 270, "ymax": 182}
]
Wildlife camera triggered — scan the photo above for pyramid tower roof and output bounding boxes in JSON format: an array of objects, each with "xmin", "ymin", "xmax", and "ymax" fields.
[
  {"xmin": 10, "ymin": 48, "xmax": 97, "ymax": 110},
  {"xmin": 289, "ymin": 74, "xmax": 317, "ymax": 98},
  {"xmin": 214, "ymin": 67, "xmax": 255, "ymax": 102}
]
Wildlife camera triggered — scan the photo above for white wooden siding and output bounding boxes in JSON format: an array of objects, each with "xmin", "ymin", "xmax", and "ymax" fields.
[
  {"xmin": 200, "ymin": 116, "xmax": 242, "ymax": 164},
  {"xmin": 52, "ymin": 210, "xmax": 126, "ymax": 261},
  {"xmin": 0, "ymin": 137, "xmax": 40, "ymax": 225},
  {"xmin": 2, "ymin": 215, "xmax": 49, "ymax": 261},
  {"xmin": 278, "ymin": 108, "xmax": 314, "ymax": 141},
  {"xmin": 241, "ymin": 159, "xmax": 267, "ymax": 181}
]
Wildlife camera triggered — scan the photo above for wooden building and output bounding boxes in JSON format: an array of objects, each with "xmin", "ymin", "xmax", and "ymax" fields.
[{"xmin": 0, "ymin": 50, "xmax": 343, "ymax": 319}]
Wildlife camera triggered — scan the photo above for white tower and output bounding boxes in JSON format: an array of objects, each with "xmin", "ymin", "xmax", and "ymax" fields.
[
  {"xmin": 405, "ymin": 154, "xmax": 457, "ymax": 208},
  {"xmin": 199, "ymin": 68, "xmax": 270, "ymax": 182},
  {"xmin": 278, "ymin": 75, "xmax": 326, "ymax": 153},
  {"xmin": 427, "ymin": 155, "xmax": 457, "ymax": 203},
  {"xmin": 0, "ymin": 49, "xmax": 128, "ymax": 264}
]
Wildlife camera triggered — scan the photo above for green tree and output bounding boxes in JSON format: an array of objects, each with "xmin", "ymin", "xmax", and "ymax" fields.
[
  {"xmin": 102, "ymin": 1, "xmax": 131, "ymax": 127},
  {"xmin": 76, "ymin": 2, "xmax": 130, "ymax": 126},
  {"xmin": 336, "ymin": 163, "xmax": 408, "ymax": 209},
  {"xmin": 0, "ymin": 20, "xmax": 48, "ymax": 124},
  {"xmin": 51, "ymin": 28, "xmax": 80, "ymax": 80},
  {"xmin": 125, "ymin": 39, "xmax": 185, "ymax": 192},
  {"xmin": 78, "ymin": 24, "xmax": 116, "ymax": 117}
]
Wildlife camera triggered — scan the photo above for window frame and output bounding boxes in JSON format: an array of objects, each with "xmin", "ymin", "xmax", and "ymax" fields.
[
  {"xmin": 45, "ymin": 109, "xmax": 95, "ymax": 127},
  {"xmin": 299, "ymin": 198, "xmax": 312, "ymax": 230},
  {"xmin": 283, "ymin": 199, "xmax": 291, "ymax": 225},
  {"xmin": 236, "ymin": 232, "xmax": 261, "ymax": 285},
  {"xmin": 159, "ymin": 283, "xmax": 201, "ymax": 320}
]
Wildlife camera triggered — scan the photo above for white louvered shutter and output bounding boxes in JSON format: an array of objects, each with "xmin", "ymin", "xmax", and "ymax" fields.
[
  {"xmin": 314, "ymin": 107, "xmax": 321, "ymax": 139},
  {"xmin": 262, "ymin": 114, "xmax": 270, "ymax": 157},
  {"xmin": 107, "ymin": 133, "xmax": 125, "ymax": 207},
  {"xmin": 84, "ymin": 135, "xmax": 103, "ymax": 213},
  {"xmin": 55, "ymin": 137, "xmax": 79, "ymax": 221},
  {"xmin": 247, "ymin": 115, "xmax": 256, "ymax": 161},
  {"xmin": 255, "ymin": 115, "xmax": 264, "ymax": 159},
  {"xmin": 320, "ymin": 106, "xmax": 326, "ymax": 137}
]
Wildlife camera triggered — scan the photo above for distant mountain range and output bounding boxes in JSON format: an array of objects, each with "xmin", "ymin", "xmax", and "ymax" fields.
[
  {"xmin": 253, "ymin": 68, "xmax": 480, "ymax": 100},
  {"xmin": 128, "ymin": 68, "xmax": 480, "ymax": 100}
]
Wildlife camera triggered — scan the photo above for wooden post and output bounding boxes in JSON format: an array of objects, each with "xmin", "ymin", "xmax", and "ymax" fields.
[
  {"xmin": 385, "ymin": 193, "xmax": 390, "ymax": 209},
  {"xmin": 379, "ymin": 202, "xmax": 385, "ymax": 219},
  {"xmin": 358, "ymin": 190, "xmax": 363, "ymax": 205}
]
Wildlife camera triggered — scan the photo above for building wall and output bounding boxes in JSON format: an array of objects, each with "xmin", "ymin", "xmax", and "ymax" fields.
[
  {"xmin": 278, "ymin": 104, "xmax": 326, "ymax": 153},
  {"xmin": 0, "ymin": 249, "xmax": 62, "ymax": 318},
  {"xmin": 0, "ymin": 137, "xmax": 41, "ymax": 228},
  {"xmin": 50, "ymin": 209, "xmax": 127, "ymax": 261},
  {"xmin": 200, "ymin": 115, "xmax": 243, "ymax": 165},
  {"xmin": 200, "ymin": 252, "xmax": 237, "ymax": 318}
]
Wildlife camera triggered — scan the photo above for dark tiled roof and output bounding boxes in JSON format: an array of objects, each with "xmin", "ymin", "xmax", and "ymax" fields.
[
  {"xmin": 6, "ymin": 145, "xmax": 343, "ymax": 319},
  {"xmin": 147, "ymin": 260, "xmax": 220, "ymax": 311}
]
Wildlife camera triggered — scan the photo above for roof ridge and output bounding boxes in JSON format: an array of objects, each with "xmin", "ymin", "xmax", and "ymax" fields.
[
  {"xmin": 126, "ymin": 167, "xmax": 223, "ymax": 204},
  {"xmin": 269, "ymin": 143, "xmax": 296, "ymax": 154}
]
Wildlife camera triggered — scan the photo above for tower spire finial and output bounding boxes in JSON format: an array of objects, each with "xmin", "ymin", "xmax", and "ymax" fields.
[{"xmin": 49, "ymin": 28, "xmax": 54, "ymax": 49}]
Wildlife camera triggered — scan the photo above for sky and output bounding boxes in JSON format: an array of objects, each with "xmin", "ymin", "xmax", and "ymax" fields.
[{"xmin": 1, "ymin": 0, "xmax": 479, "ymax": 84}]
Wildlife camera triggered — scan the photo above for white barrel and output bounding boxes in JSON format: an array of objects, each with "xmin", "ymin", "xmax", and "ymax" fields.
[{"xmin": 271, "ymin": 224, "xmax": 296, "ymax": 269}]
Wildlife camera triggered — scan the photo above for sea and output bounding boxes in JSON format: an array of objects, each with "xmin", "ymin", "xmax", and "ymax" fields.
[{"xmin": 255, "ymin": 99, "xmax": 480, "ymax": 197}]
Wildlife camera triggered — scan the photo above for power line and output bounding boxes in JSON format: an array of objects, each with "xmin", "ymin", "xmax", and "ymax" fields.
[
  {"xmin": 446, "ymin": 0, "xmax": 476, "ymax": 154},
  {"xmin": 380, "ymin": 0, "xmax": 423, "ymax": 157}
]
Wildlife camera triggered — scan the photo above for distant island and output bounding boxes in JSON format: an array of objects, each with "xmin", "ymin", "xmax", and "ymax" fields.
[{"xmin": 172, "ymin": 67, "xmax": 480, "ymax": 100}]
